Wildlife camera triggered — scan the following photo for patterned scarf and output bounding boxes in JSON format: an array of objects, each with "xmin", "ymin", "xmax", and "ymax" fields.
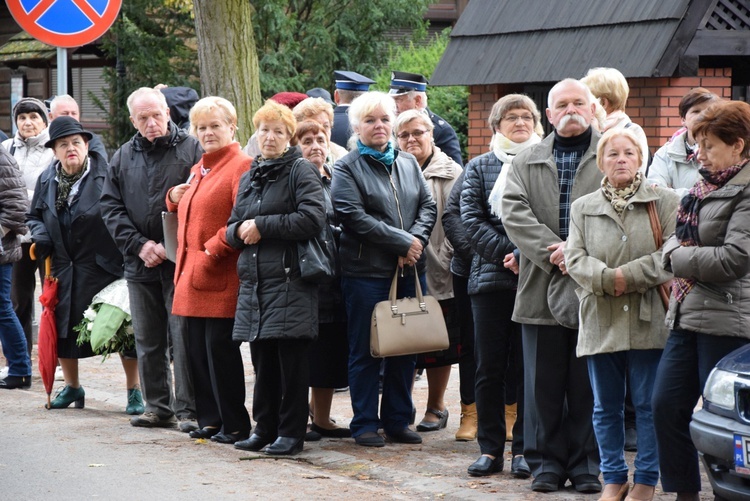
[
  {"xmin": 672, "ymin": 160, "xmax": 747, "ymax": 303},
  {"xmin": 601, "ymin": 171, "xmax": 642, "ymax": 215},
  {"xmin": 357, "ymin": 140, "xmax": 395, "ymax": 166},
  {"xmin": 56, "ymin": 157, "xmax": 88, "ymax": 211}
]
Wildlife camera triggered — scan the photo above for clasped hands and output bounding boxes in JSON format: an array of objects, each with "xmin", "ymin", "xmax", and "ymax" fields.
[{"xmin": 398, "ymin": 238, "xmax": 423, "ymax": 269}]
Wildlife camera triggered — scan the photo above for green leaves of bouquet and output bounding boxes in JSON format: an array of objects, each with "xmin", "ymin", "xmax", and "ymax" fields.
[{"xmin": 75, "ymin": 303, "xmax": 135, "ymax": 361}]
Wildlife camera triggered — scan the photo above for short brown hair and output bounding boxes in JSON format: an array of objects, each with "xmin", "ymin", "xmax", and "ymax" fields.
[
  {"xmin": 692, "ymin": 100, "xmax": 750, "ymax": 158},
  {"xmin": 292, "ymin": 120, "xmax": 327, "ymax": 146},
  {"xmin": 488, "ymin": 94, "xmax": 541, "ymax": 133},
  {"xmin": 678, "ymin": 87, "xmax": 719, "ymax": 119}
]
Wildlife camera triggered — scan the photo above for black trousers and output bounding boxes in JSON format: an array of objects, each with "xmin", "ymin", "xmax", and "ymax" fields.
[
  {"xmin": 522, "ymin": 324, "xmax": 599, "ymax": 478},
  {"xmin": 186, "ymin": 317, "xmax": 250, "ymax": 435},
  {"xmin": 453, "ymin": 274, "xmax": 476, "ymax": 405},
  {"xmin": 251, "ymin": 338, "xmax": 310, "ymax": 439},
  {"xmin": 11, "ymin": 243, "xmax": 41, "ymax": 357},
  {"xmin": 472, "ymin": 290, "xmax": 523, "ymax": 456}
]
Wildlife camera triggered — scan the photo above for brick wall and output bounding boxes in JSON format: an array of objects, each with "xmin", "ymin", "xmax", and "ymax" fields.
[{"xmin": 467, "ymin": 68, "xmax": 733, "ymax": 161}]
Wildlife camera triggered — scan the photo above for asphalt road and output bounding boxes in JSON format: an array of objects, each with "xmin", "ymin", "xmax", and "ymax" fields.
[{"xmin": 0, "ymin": 348, "xmax": 713, "ymax": 500}]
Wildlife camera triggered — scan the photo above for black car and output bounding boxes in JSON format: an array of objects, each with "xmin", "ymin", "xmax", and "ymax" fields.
[{"xmin": 690, "ymin": 344, "xmax": 750, "ymax": 501}]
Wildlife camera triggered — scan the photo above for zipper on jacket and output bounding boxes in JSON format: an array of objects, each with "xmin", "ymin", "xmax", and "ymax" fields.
[
  {"xmin": 384, "ymin": 166, "xmax": 406, "ymax": 278},
  {"xmin": 697, "ymin": 282, "xmax": 733, "ymax": 304}
]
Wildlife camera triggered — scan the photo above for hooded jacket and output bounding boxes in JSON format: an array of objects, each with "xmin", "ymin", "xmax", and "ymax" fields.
[{"xmin": 101, "ymin": 122, "xmax": 203, "ymax": 282}]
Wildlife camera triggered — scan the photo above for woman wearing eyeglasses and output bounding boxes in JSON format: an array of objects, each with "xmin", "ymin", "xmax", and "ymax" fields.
[
  {"xmin": 461, "ymin": 94, "xmax": 543, "ymax": 477},
  {"xmin": 393, "ymin": 110, "xmax": 462, "ymax": 435}
]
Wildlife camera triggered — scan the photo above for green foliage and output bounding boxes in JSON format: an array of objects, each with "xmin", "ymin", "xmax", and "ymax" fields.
[
  {"xmin": 251, "ymin": 0, "xmax": 430, "ymax": 96},
  {"xmin": 93, "ymin": 0, "xmax": 199, "ymax": 149},
  {"xmin": 374, "ymin": 30, "xmax": 469, "ymax": 160}
]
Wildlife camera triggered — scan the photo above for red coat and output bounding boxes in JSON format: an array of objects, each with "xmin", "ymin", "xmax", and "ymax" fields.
[{"xmin": 168, "ymin": 142, "xmax": 251, "ymax": 318}]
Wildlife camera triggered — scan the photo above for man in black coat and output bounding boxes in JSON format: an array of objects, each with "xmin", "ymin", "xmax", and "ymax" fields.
[
  {"xmin": 330, "ymin": 71, "xmax": 374, "ymax": 149},
  {"xmin": 389, "ymin": 71, "xmax": 463, "ymax": 166},
  {"xmin": 101, "ymin": 87, "xmax": 202, "ymax": 431}
]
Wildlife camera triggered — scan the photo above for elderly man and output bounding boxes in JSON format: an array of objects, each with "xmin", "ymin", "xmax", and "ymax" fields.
[
  {"xmin": 101, "ymin": 87, "xmax": 201, "ymax": 430},
  {"xmin": 502, "ymin": 79, "xmax": 602, "ymax": 493},
  {"xmin": 389, "ymin": 71, "xmax": 463, "ymax": 166},
  {"xmin": 330, "ymin": 70, "xmax": 374, "ymax": 149},
  {"xmin": 48, "ymin": 94, "xmax": 108, "ymax": 161}
]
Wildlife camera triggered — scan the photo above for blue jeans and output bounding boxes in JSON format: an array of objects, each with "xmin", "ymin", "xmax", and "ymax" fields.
[
  {"xmin": 0, "ymin": 263, "xmax": 30, "ymax": 377},
  {"xmin": 587, "ymin": 350, "xmax": 662, "ymax": 486},
  {"xmin": 652, "ymin": 329, "xmax": 749, "ymax": 493},
  {"xmin": 341, "ymin": 274, "xmax": 425, "ymax": 437}
]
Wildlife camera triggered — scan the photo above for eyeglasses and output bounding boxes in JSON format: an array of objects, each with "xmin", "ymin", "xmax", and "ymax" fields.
[
  {"xmin": 502, "ymin": 114, "xmax": 534, "ymax": 123},
  {"xmin": 396, "ymin": 130, "xmax": 429, "ymax": 140}
]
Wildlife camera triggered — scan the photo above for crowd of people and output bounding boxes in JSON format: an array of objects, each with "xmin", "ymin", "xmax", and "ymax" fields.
[{"xmin": 0, "ymin": 66, "xmax": 749, "ymax": 501}]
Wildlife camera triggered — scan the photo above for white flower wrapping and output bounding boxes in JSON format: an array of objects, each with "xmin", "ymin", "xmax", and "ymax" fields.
[{"xmin": 74, "ymin": 279, "xmax": 135, "ymax": 360}]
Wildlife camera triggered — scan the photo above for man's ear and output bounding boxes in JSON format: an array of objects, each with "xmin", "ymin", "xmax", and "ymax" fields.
[{"xmin": 334, "ymin": 90, "xmax": 341, "ymax": 105}]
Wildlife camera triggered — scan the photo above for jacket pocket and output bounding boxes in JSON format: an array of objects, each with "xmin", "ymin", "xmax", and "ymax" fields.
[{"xmin": 191, "ymin": 251, "xmax": 228, "ymax": 292}]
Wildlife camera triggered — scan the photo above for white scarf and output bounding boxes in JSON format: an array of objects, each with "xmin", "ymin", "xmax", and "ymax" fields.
[{"xmin": 487, "ymin": 133, "xmax": 541, "ymax": 218}]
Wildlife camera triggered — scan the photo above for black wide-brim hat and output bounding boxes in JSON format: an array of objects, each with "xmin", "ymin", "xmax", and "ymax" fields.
[{"xmin": 44, "ymin": 116, "xmax": 93, "ymax": 149}]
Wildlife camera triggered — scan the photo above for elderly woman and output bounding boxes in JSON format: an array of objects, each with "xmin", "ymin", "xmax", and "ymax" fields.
[
  {"xmin": 653, "ymin": 100, "xmax": 750, "ymax": 501},
  {"xmin": 393, "ymin": 109, "xmax": 462, "ymax": 433},
  {"xmin": 166, "ymin": 97, "xmax": 252, "ymax": 444},
  {"xmin": 293, "ymin": 97, "xmax": 349, "ymax": 162},
  {"xmin": 0, "ymin": 144, "xmax": 31, "ymax": 389},
  {"xmin": 461, "ymin": 94, "xmax": 541, "ymax": 477},
  {"xmin": 565, "ymin": 128, "xmax": 680, "ymax": 501},
  {"xmin": 1, "ymin": 98, "xmax": 55, "ymax": 362},
  {"xmin": 292, "ymin": 120, "xmax": 350, "ymax": 439},
  {"xmin": 581, "ymin": 68, "xmax": 649, "ymax": 171},
  {"xmin": 26, "ymin": 117, "xmax": 142, "ymax": 411},
  {"xmin": 228, "ymin": 100, "xmax": 325, "ymax": 456},
  {"xmin": 332, "ymin": 91, "xmax": 436, "ymax": 447}
]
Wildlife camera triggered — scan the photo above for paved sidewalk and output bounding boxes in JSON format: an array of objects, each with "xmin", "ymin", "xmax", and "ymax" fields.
[{"xmin": 0, "ymin": 347, "xmax": 712, "ymax": 500}]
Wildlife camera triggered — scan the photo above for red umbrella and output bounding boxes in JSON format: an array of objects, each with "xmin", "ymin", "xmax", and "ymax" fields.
[{"xmin": 37, "ymin": 255, "xmax": 58, "ymax": 409}]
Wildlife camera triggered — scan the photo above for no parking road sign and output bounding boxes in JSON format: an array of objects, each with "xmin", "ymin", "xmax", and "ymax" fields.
[{"xmin": 7, "ymin": 0, "xmax": 122, "ymax": 48}]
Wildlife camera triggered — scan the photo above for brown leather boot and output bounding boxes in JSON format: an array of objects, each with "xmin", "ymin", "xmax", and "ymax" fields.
[
  {"xmin": 455, "ymin": 402, "xmax": 477, "ymax": 441},
  {"xmin": 505, "ymin": 403, "xmax": 517, "ymax": 441}
]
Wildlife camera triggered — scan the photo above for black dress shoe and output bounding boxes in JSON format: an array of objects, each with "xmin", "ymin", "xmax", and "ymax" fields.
[
  {"xmin": 467, "ymin": 455, "xmax": 503, "ymax": 477},
  {"xmin": 510, "ymin": 455, "xmax": 531, "ymax": 479},
  {"xmin": 572, "ymin": 473, "xmax": 602, "ymax": 493},
  {"xmin": 416, "ymin": 408, "xmax": 449, "ymax": 432},
  {"xmin": 0, "ymin": 375, "xmax": 31, "ymax": 389},
  {"xmin": 532, "ymin": 472, "xmax": 564, "ymax": 492},
  {"xmin": 354, "ymin": 431, "xmax": 385, "ymax": 447},
  {"xmin": 189, "ymin": 427, "xmax": 220, "ymax": 439},
  {"xmin": 265, "ymin": 436, "xmax": 304, "ymax": 456},
  {"xmin": 211, "ymin": 431, "xmax": 248, "ymax": 444},
  {"xmin": 310, "ymin": 423, "xmax": 351, "ymax": 438},
  {"xmin": 235, "ymin": 434, "xmax": 275, "ymax": 452},
  {"xmin": 386, "ymin": 427, "xmax": 422, "ymax": 444}
]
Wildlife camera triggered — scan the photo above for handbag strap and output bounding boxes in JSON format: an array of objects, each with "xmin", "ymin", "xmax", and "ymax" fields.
[
  {"xmin": 646, "ymin": 200, "xmax": 663, "ymax": 249},
  {"xmin": 388, "ymin": 268, "xmax": 426, "ymax": 311}
]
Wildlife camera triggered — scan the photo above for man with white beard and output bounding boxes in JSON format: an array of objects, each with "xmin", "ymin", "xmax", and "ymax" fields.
[{"xmin": 501, "ymin": 79, "xmax": 602, "ymax": 494}]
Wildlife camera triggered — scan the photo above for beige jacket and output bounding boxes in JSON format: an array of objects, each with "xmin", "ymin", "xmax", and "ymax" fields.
[
  {"xmin": 565, "ymin": 184, "xmax": 680, "ymax": 356},
  {"xmin": 501, "ymin": 130, "xmax": 602, "ymax": 325},
  {"xmin": 422, "ymin": 146, "xmax": 462, "ymax": 300}
]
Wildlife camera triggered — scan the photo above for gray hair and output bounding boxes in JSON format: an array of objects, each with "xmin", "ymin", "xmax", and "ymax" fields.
[
  {"xmin": 126, "ymin": 87, "xmax": 168, "ymax": 117},
  {"xmin": 547, "ymin": 78, "xmax": 591, "ymax": 109},
  {"xmin": 394, "ymin": 109, "xmax": 433, "ymax": 135},
  {"xmin": 488, "ymin": 94, "xmax": 541, "ymax": 133},
  {"xmin": 49, "ymin": 94, "xmax": 78, "ymax": 115}
]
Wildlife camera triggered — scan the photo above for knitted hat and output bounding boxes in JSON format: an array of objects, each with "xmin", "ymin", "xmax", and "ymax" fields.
[{"xmin": 12, "ymin": 97, "xmax": 49, "ymax": 125}]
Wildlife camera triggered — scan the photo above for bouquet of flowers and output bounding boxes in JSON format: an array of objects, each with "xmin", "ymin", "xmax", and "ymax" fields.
[{"xmin": 74, "ymin": 279, "xmax": 134, "ymax": 360}]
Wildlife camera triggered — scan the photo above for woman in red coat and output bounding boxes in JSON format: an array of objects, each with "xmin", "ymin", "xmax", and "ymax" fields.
[{"xmin": 167, "ymin": 96, "xmax": 251, "ymax": 443}]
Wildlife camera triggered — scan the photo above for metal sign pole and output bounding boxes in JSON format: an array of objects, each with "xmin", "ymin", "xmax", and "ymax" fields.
[{"xmin": 57, "ymin": 47, "xmax": 67, "ymax": 96}]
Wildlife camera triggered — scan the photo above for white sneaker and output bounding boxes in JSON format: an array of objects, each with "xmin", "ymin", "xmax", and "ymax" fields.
[
  {"xmin": 0, "ymin": 367, "xmax": 8, "ymax": 379},
  {"xmin": 55, "ymin": 366, "xmax": 64, "ymax": 381}
]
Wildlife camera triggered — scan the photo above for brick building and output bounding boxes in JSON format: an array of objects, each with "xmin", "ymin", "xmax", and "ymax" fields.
[{"xmin": 432, "ymin": 0, "xmax": 749, "ymax": 161}]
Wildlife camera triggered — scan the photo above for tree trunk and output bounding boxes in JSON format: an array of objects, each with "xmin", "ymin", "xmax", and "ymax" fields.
[{"xmin": 192, "ymin": 0, "xmax": 262, "ymax": 145}]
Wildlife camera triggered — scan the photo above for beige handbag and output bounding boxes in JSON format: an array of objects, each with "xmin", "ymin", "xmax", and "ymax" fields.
[{"xmin": 370, "ymin": 269, "xmax": 449, "ymax": 357}]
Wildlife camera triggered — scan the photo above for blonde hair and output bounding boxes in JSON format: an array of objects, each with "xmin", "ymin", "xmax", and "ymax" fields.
[
  {"xmin": 596, "ymin": 128, "xmax": 643, "ymax": 171},
  {"xmin": 348, "ymin": 91, "xmax": 396, "ymax": 131},
  {"xmin": 189, "ymin": 96, "xmax": 237, "ymax": 136},
  {"xmin": 252, "ymin": 99, "xmax": 296, "ymax": 137},
  {"xmin": 581, "ymin": 67, "xmax": 629, "ymax": 113},
  {"xmin": 293, "ymin": 97, "xmax": 333, "ymax": 125},
  {"xmin": 394, "ymin": 109, "xmax": 433, "ymax": 135}
]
